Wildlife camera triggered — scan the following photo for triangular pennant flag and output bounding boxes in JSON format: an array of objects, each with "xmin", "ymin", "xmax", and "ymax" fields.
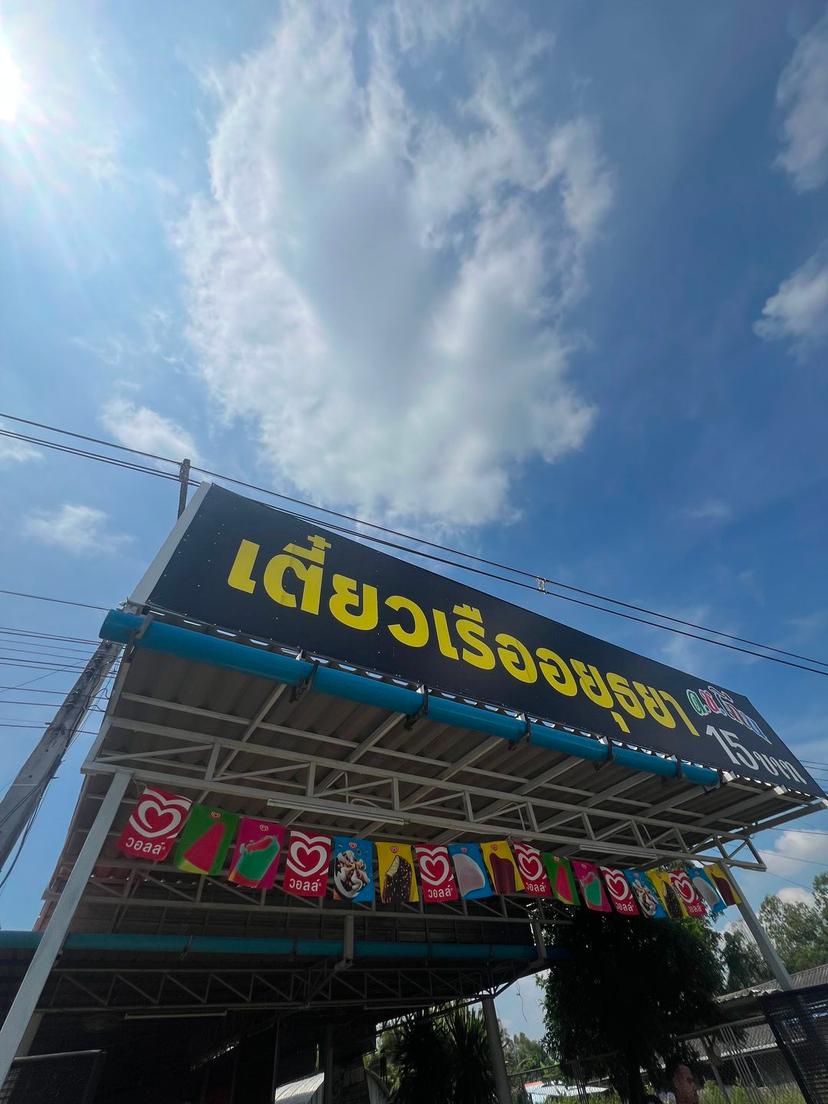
[
  {"xmin": 415, "ymin": 844, "xmax": 459, "ymax": 903},
  {"xmin": 623, "ymin": 869, "xmax": 667, "ymax": 919},
  {"xmin": 542, "ymin": 854, "xmax": 579, "ymax": 906},
  {"xmin": 600, "ymin": 866, "xmax": 640, "ymax": 916},
  {"xmin": 376, "ymin": 842, "xmax": 418, "ymax": 905},
  {"xmin": 705, "ymin": 862, "xmax": 740, "ymax": 906},
  {"xmin": 282, "ymin": 830, "xmax": 331, "ymax": 898},
  {"xmin": 572, "ymin": 860, "xmax": 612, "ymax": 912},
  {"xmin": 481, "ymin": 841, "xmax": 525, "ymax": 895},
  {"xmin": 174, "ymin": 805, "xmax": 238, "ymax": 875},
  {"xmin": 689, "ymin": 865, "xmax": 726, "ymax": 914},
  {"xmin": 511, "ymin": 842, "xmax": 552, "ymax": 897},
  {"xmin": 668, "ymin": 868, "xmax": 707, "ymax": 917},
  {"xmin": 647, "ymin": 868, "xmax": 686, "ymax": 919},
  {"xmin": 118, "ymin": 787, "xmax": 192, "ymax": 862},
  {"xmin": 448, "ymin": 842, "xmax": 494, "ymax": 900},
  {"xmin": 228, "ymin": 818, "xmax": 284, "ymax": 888},
  {"xmin": 332, "ymin": 837, "xmax": 374, "ymax": 903}
]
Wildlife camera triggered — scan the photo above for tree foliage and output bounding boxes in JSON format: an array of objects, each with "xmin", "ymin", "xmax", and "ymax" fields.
[
  {"xmin": 372, "ymin": 1006, "xmax": 497, "ymax": 1104},
  {"xmin": 759, "ymin": 873, "xmax": 828, "ymax": 974},
  {"xmin": 543, "ymin": 909, "xmax": 723, "ymax": 1104},
  {"xmin": 721, "ymin": 923, "xmax": 770, "ymax": 990}
]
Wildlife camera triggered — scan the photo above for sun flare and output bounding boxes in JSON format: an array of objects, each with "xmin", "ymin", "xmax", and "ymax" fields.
[{"xmin": 0, "ymin": 43, "xmax": 24, "ymax": 123}]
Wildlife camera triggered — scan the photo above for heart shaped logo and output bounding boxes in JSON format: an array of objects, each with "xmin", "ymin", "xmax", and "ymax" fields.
[
  {"xmin": 604, "ymin": 870, "xmax": 630, "ymax": 901},
  {"xmin": 419, "ymin": 852, "xmax": 450, "ymax": 885},
  {"xmin": 513, "ymin": 844, "xmax": 543, "ymax": 882},
  {"xmin": 288, "ymin": 832, "xmax": 330, "ymax": 877},
  {"xmin": 129, "ymin": 789, "xmax": 191, "ymax": 840},
  {"xmin": 672, "ymin": 872, "xmax": 695, "ymax": 904}
]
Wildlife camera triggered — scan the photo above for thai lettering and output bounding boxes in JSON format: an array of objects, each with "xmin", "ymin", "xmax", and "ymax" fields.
[
  {"xmin": 453, "ymin": 606, "xmax": 495, "ymax": 670},
  {"xmin": 633, "ymin": 684, "xmax": 676, "ymax": 729},
  {"xmin": 536, "ymin": 648, "xmax": 577, "ymax": 696},
  {"xmin": 432, "ymin": 609, "xmax": 459, "ymax": 660},
  {"xmin": 495, "ymin": 634, "xmax": 537, "ymax": 683},
  {"xmin": 228, "ymin": 535, "xmax": 330, "ymax": 615},
  {"xmin": 385, "ymin": 595, "xmax": 429, "ymax": 647},
  {"xmin": 329, "ymin": 574, "xmax": 379, "ymax": 631},
  {"xmin": 688, "ymin": 684, "xmax": 768, "ymax": 742},
  {"xmin": 606, "ymin": 673, "xmax": 645, "ymax": 719}
]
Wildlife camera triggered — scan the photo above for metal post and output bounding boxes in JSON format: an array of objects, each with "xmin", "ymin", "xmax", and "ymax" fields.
[
  {"xmin": 323, "ymin": 1023, "xmax": 334, "ymax": 1104},
  {"xmin": 0, "ymin": 641, "xmax": 121, "ymax": 873},
  {"xmin": 702, "ymin": 1036, "xmax": 731, "ymax": 1102},
  {"xmin": 177, "ymin": 458, "xmax": 191, "ymax": 518},
  {"xmin": 716, "ymin": 844, "xmax": 793, "ymax": 990},
  {"xmin": 0, "ymin": 770, "xmax": 131, "ymax": 1087},
  {"xmin": 482, "ymin": 994, "xmax": 511, "ymax": 1104}
]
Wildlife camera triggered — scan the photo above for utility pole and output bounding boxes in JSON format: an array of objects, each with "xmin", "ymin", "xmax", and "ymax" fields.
[
  {"xmin": 177, "ymin": 457, "xmax": 191, "ymax": 519},
  {"xmin": 0, "ymin": 640, "xmax": 121, "ymax": 873}
]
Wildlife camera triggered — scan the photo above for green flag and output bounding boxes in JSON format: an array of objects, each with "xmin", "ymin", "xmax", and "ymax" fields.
[
  {"xmin": 542, "ymin": 853, "xmax": 579, "ymax": 906},
  {"xmin": 174, "ymin": 804, "xmax": 238, "ymax": 875}
]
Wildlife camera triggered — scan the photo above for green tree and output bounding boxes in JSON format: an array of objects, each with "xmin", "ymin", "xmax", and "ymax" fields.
[
  {"xmin": 759, "ymin": 873, "xmax": 828, "ymax": 974},
  {"xmin": 543, "ymin": 909, "xmax": 723, "ymax": 1104},
  {"xmin": 721, "ymin": 924, "xmax": 770, "ymax": 990}
]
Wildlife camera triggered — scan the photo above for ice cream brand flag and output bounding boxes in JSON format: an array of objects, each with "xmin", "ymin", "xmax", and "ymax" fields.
[
  {"xmin": 481, "ymin": 841, "xmax": 524, "ymax": 895},
  {"xmin": 668, "ymin": 868, "xmax": 707, "ymax": 918},
  {"xmin": 647, "ymin": 868, "xmax": 686, "ymax": 920},
  {"xmin": 511, "ymin": 842, "xmax": 551, "ymax": 897},
  {"xmin": 448, "ymin": 842, "xmax": 493, "ymax": 900},
  {"xmin": 572, "ymin": 860, "xmax": 612, "ymax": 912},
  {"xmin": 228, "ymin": 818, "xmax": 284, "ymax": 888},
  {"xmin": 376, "ymin": 842, "xmax": 418, "ymax": 906},
  {"xmin": 600, "ymin": 866, "xmax": 640, "ymax": 916},
  {"xmin": 688, "ymin": 865, "xmax": 726, "ymax": 914},
  {"xmin": 705, "ymin": 863, "xmax": 740, "ymax": 906},
  {"xmin": 415, "ymin": 844, "xmax": 459, "ymax": 903},
  {"xmin": 174, "ymin": 805, "xmax": 238, "ymax": 875},
  {"xmin": 332, "ymin": 838, "xmax": 374, "ymax": 903},
  {"xmin": 117, "ymin": 787, "xmax": 192, "ymax": 862},
  {"xmin": 283, "ymin": 830, "xmax": 331, "ymax": 898},
  {"xmin": 623, "ymin": 869, "xmax": 667, "ymax": 919},
  {"xmin": 542, "ymin": 854, "xmax": 579, "ymax": 906}
]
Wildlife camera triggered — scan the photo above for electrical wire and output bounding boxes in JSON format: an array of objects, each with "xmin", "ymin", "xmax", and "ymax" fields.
[
  {"xmin": 0, "ymin": 587, "xmax": 109, "ymax": 612},
  {"xmin": 2, "ymin": 411, "xmax": 828, "ymax": 674}
]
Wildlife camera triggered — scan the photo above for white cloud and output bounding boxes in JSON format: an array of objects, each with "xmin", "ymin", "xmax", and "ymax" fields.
[
  {"xmin": 176, "ymin": 1, "xmax": 613, "ymax": 526},
  {"xmin": 775, "ymin": 9, "xmax": 828, "ymax": 192},
  {"xmin": 762, "ymin": 829, "xmax": 828, "ymax": 881},
  {"xmin": 22, "ymin": 504, "xmax": 129, "ymax": 555},
  {"xmin": 100, "ymin": 398, "xmax": 200, "ymax": 463},
  {"xmin": 755, "ymin": 248, "xmax": 828, "ymax": 349},
  {"xmin": 0, "ymin": 424, "xmax": 43, "ymax": 467},
  {"xmin": 776, "ymin": 885, "xmax": 814, "ymax": 907},
  {"xmin": 684, "ymin": 499, "xmax": 732, "ymax": 523}
]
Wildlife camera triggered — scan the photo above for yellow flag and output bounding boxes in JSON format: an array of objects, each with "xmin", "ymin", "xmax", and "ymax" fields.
[
  {"xmin": 647, "ymin": 868, "xmax": 686, "ymax": 919},
  {"xmin": 375, "ymin": 841, "xmax": 419, "ymax": 905},
  {"xmin": 481, "ymin": 841, "xmax": 524, "ymax": 895},
  {"xmin": 704, "ymin": 862, "xmax": 741, "ymax": 906}
]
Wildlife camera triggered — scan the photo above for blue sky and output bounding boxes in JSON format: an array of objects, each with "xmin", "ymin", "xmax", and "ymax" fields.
[{"xmin": 1, "ymin": 0, "xmax": 828, "ymax": 1041}]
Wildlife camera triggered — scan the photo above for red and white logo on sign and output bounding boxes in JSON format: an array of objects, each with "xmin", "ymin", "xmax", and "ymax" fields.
[
  {"xmin": 415, "ymin": 844, "xmax": 459, "ymax": 903},
  {"xmin": 283, "ymin": 830, "xmax": 331, "ymax": 898},
  {"xmin": 600, "ymin": 866, "xmax": 640, "ymax": 916},
  {"xmin": 669, "ymin": 869, "xmax": 706, "ymax": 917},
  {"xmin": 511, "ymin": 842, "xmax": 551, "ymax": 897},
  {"xmin": 117, "ymin": 788, "xmax": 192, "ymax": 862}
]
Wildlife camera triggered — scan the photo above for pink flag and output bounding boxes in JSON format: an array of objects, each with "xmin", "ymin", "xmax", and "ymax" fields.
[
  {"xmin": 512, "ymin": 842, "xmax": 552, "ymax": 897},
  {"xmin": 118, "ymin": 787, "xmax": 192, "ymax": 862},
  {"xmin": 282, "ymin": 830, "xmax": 331, "ymax": 898},
  {"xmin": 572, "ymin": 860, "xmax": 612, "ymax": 912},
  {"xmin": 228, "ymin": 818, "xmax": 285, "ymax": 889},
  {"xmin": 415, "ymin": 844, "xmax": 459, "ymax": 903},
  {"xmin": 600, "ymin": 866, "xmax": 640, "ymax": 916},
  {"xmin": 668, "ymin": 869, "xmax": 707, "ymax": 918}
]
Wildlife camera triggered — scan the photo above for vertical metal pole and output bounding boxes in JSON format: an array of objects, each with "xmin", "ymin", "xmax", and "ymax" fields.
[
  {"xmin": 0, "ymin": 770, "xmax": 131, "ymax": 1088},
  {"xmin": 0, "ymin": 641, "xmax": 121, "ymax": 872},
  {"xmin": 702, "ymin": 1036, "xmax": 731, "ymax": 1102},
  {"xmin": 482, "ymin": 994, "xmax": 511, "ymax": 1104},
  {"xmin": 716, "ymin": 844, "xmax": 793, "ymax": 990},
  {"xmin": 323, "ymin": 1023, "xmax": 334, "ymax": 1104},
  {"xmin": 177, "ymin": 458, "xmax": 191, "ymax": 518}
]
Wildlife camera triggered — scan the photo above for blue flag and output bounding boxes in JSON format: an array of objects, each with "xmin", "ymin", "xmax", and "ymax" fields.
[
  {"xmin": 449, "ymin": 842, "xmax": 494, "ymax": 900},
  {"xmin": 623, "ymin": 868, "xmax": 667, "ymax": 919},
  {"xmin": 332, "ymin": 837, "xmax": 374, "ymax": 903}
]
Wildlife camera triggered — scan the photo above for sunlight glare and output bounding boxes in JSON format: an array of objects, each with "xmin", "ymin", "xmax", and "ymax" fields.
[{"xmin": 0, "ymin": 43, "xmax": 24, "ymax": 123}]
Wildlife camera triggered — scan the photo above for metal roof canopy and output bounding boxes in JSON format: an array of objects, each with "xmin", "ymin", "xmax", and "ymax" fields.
[{"xmin": 29, "ymin": 601, "xmax": 821, "ymax": 1021}]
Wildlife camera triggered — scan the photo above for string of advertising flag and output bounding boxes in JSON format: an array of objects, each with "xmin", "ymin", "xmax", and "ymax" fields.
[{"xmin": 118, "ymin": 787, "xmax": 741, "ymax": 918}]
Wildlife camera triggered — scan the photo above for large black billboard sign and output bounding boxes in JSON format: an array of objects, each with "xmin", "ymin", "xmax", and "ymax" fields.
[{"xmin": 132, "ymin": 485, "xmax": 822, "ymax": 796}]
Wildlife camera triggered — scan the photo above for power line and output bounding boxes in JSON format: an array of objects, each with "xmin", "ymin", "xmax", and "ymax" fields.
[
  {"xmin": 0, "ymin": 625, "xmax": 99, "ymax": 645},
  {"xmin": 3, "ymin": 412, "xmax": 828, "ymax": 675},
  {"xmin": 0, "ymin": 588, "xmax": 109, "ymax": 613}
]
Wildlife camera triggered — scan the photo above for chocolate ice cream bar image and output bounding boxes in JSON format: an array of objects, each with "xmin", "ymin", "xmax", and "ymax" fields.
[
  {"xmin": 382, "ymin": 854, "xmax": 412, "ymax": 905},
  {"xmin": 488, "ymin": 853, "xmax": 517, "ymax": 895}
]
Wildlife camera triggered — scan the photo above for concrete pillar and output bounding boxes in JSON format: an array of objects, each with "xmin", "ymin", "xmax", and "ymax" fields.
[{"xmin": 482, "ymin": 995, "xmax": 511, "ymax": 1104}]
